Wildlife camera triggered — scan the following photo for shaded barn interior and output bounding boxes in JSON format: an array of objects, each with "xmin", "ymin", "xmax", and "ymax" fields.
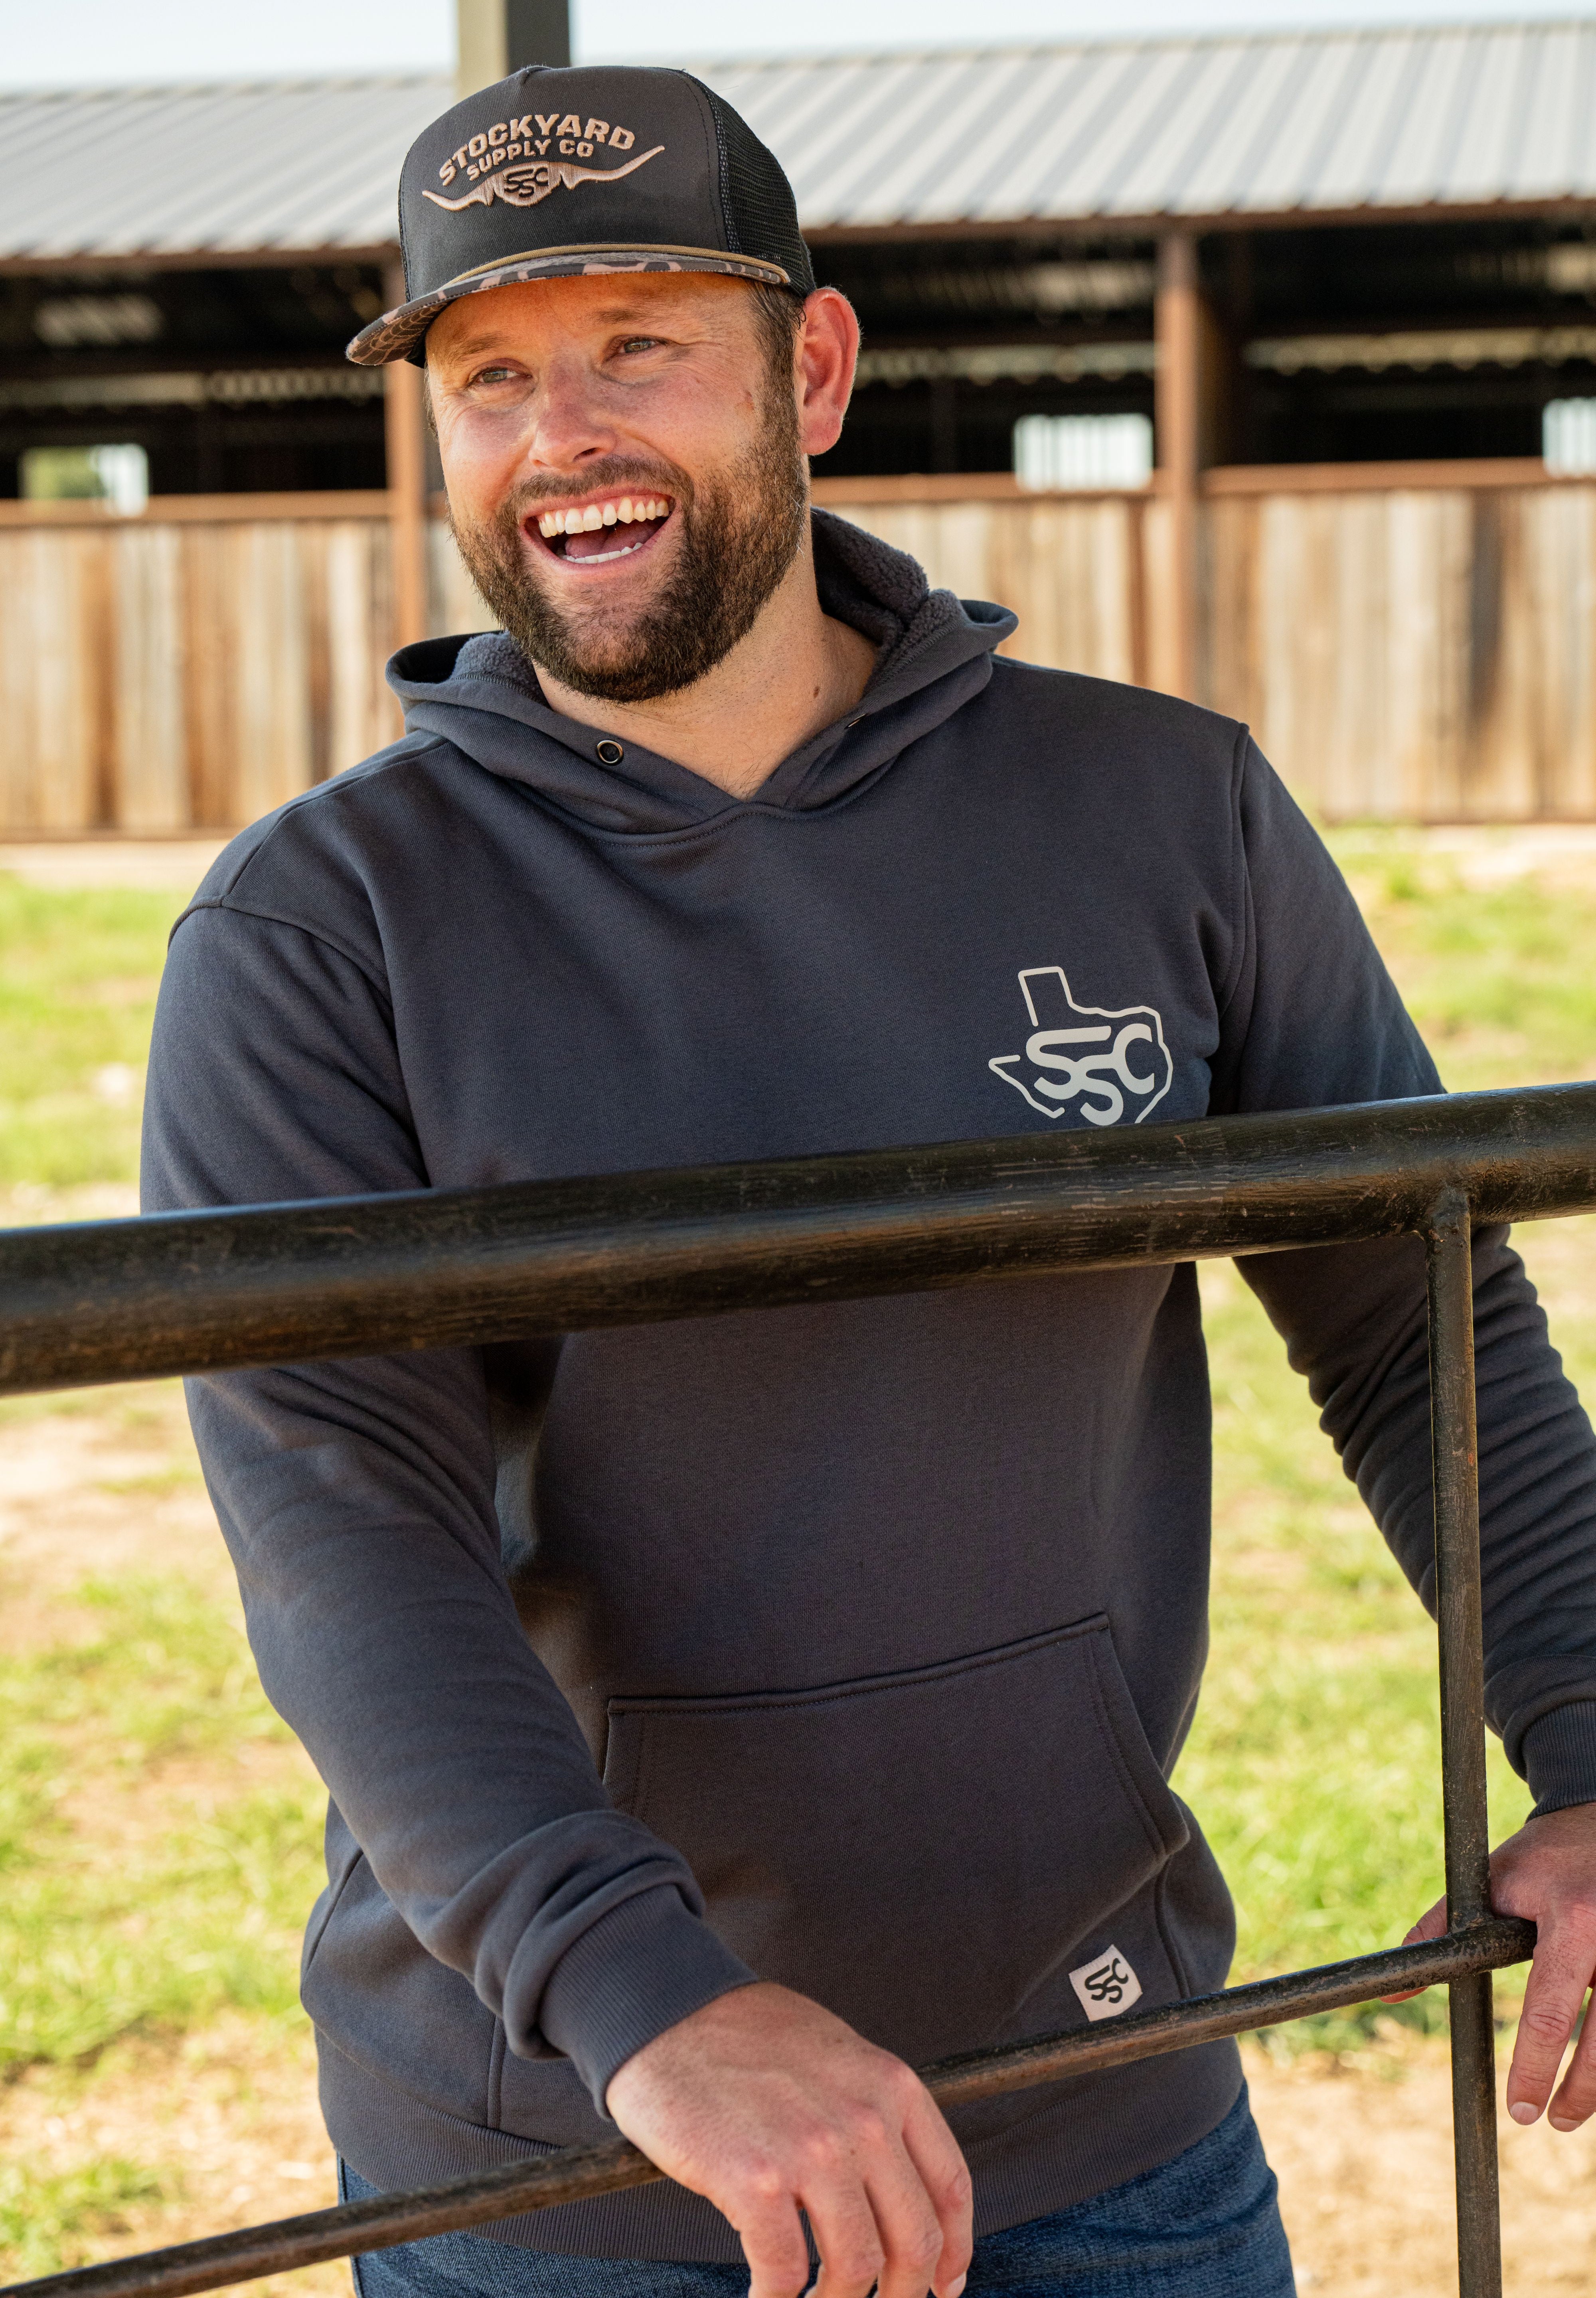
[{"xmin": 810, "ymin": 218, "xmax": 1596, "ymax": 480}]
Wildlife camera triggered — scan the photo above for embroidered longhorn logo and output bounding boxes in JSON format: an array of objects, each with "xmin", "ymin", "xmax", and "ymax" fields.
[
  {"xmin": 988, "ymin": 967, "xmax": 1173, "ymax": 1128},
  {"xmin": 423, "ymin": 146, "xmax": 665, "ymax": 211}
]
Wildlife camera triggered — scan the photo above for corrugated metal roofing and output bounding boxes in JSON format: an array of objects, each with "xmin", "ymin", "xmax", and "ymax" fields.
[
  {"xmin": 3, "ymin": 20, "xmax": 1596, "ymax": 264},
  {"xmin": 700, "ymin": 19, "xmax": 1596, "ymax": 229},
  {"xmin": 0, "ymin": 76, "xmax": 446, "ymax": 261}
]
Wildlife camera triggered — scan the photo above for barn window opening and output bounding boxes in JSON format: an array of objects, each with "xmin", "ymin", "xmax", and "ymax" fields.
[
  {"xmin": 1544, "ymin": 399, "xmax": 1596, "ymax": 474},
  {"xmin": 1013, "ymin": 412, "xmax": 1153, "ymax": 491},
  {"xmin": 20, "ymin": 443, "xmax": 150, "ymax": 515}
]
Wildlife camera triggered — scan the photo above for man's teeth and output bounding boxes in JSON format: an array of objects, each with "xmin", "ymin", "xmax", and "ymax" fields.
[{"xmin": 536, "ymin": 497, "xmax": 670, "ymax": 539}]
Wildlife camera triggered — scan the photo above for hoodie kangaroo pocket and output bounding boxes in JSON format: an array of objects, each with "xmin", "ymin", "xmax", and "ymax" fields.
[{"xmin": 603, "ymin": 1614, "xmax": 1188, "ymax": 2067}]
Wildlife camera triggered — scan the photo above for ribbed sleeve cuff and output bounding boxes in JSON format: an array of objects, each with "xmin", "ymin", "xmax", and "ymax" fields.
[
  {"xmin": 1523, "ymin": 1701, "xmax": 1596, "ymax": 1816},
  {"xmin": 537, "ymin": 1884, "xmax": 757, "ymax": 2117}
]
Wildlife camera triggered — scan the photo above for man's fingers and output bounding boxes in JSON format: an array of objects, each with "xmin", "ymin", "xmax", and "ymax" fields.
[
  {"xmin": 797, "ymin": 2086, "xmax": 958, "ymax": 2298},
  {"xmin": 899, "ymin": 2085, "xmax": 975, "ymax": 2296},
  {"xmin": 1506, "ymin": 1918, "xmax": 1596, "ymax": 2125},
  {"xmin": 1548, "ymin": 2000, "xmax": 1596, "ymax": 2131},
  {"xmin": 734, "ymin": 2191, "xmax": 817, "ymax": 2298},
  {"xmin": 802, "ymin": 2162, "xmax": 889, "ymax": 2298},
  {"xmin": 862, "ymin": 2142, "xmax": 956, "ymax": 2298},
  {"xmin": 1383, "ymin": 1895, "xmax": 1448, "ymax": 2002}
]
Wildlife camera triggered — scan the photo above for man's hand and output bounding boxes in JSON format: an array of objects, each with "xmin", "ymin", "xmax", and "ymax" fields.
[
  {"xmin": 1391, "ymin": 1801, "xmax": 1596, "ymax": 2130},
  {"xmin": 605, "ymin": 1982, "xmax": 973, "ymax": 2298}
]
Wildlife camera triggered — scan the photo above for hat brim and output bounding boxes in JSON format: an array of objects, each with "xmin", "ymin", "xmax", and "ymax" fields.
[{"xmin": 347, "ymin": 244, "xmax": 796, "ymax": 366}]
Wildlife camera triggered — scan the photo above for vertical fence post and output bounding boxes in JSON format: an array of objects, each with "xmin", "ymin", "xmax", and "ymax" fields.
[
  {"xmin": 382, "ymin": 260, "xmax": 431, "ymax": 653},
  {"xmin": 1426, "ymin": 1188, "xmax": 1502, "ymax": 2298}
]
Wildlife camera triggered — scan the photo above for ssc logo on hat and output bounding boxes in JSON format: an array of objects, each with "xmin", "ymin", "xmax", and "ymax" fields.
[
  {"xmin": 423, "ymin": 144, "xmax": 664, "ymax": 214},
  {"xmin": 347, "ymin": 64, "xmax": 816, "ymax": 367}
]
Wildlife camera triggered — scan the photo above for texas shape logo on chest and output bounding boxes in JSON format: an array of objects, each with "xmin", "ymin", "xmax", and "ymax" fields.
[{"xmin": 989, "ymin": 966, "xmax": 1173, "ymax": 1127}]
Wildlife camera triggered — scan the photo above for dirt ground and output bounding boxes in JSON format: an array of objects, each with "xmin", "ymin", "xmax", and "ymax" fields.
[
  {"xmin": 6, "ymin": 2011, "xmax": 1594, "ymax": 2298},
  {"xmin": 1248, "ymin": 2037, "xmax": 1596, "ymax": 2294}
]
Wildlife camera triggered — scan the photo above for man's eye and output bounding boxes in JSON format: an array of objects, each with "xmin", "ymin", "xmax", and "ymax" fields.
[
  {"xmin": 470, "ymin": 365, "xmax": 521, "ymax": 387},
  {"xmin": 616, "ymin": 336, "xmax": 662, "ymax": 356}
]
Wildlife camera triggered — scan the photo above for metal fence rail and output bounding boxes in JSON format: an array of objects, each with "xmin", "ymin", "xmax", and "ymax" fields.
[{"xmin": 5, "ymin": 1080, "xmax": 1593, "ymax": 2298}]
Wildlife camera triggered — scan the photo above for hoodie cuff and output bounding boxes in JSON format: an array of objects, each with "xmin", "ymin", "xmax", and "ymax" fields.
[
  {"xmin": 1523, "ymin": 1702, "xmax": 1596, "ymax": 1817},
  {"xmin": 538, "ymin": 1884, "xmax": 757, "ymax": 2116}
]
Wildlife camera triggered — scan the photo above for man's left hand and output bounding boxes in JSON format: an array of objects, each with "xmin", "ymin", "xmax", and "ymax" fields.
[{"xmin": 1392, "ymin": 1800, "xmax": 1596, "ymax": 2130}]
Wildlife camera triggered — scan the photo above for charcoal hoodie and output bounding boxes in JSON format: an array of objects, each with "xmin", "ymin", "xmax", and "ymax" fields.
[{"xmin": 142, "ymin": 512, "xmax": 1596, "ymax": 2260}]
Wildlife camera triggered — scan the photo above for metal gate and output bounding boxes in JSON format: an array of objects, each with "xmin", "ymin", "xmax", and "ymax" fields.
[{"xmin": 6, "ymin": 1078, "xmax": 1595, "ymax": 2298}]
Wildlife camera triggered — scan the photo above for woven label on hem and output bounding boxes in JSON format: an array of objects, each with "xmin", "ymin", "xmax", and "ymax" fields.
[{"xmin": 1069, "ymin": 1947, "xmax": 1143, "ymax": 2021}]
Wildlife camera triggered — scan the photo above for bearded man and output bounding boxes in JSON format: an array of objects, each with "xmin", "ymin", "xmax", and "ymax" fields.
[{"xmin": 142, "ymin": 62, "xmax": 1596, "ymax": 2298}]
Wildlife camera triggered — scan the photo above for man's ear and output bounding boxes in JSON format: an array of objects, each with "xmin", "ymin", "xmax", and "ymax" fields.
[{"xmin": 796, "ymin": 289, "xmax": 859, "ymax": 460}]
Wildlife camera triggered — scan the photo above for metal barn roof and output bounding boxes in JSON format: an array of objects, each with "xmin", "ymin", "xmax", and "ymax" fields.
[
  {"xmin": 710, "ymin": 19, "xmax": 1596, "ymax": 231},
  {"xmin": 0, "ymin": 76, "xmax": 447, "ymax": 262},
  {"xmin": 3, "ymin": 18, "xmax": 1596, "ymax": 264}
]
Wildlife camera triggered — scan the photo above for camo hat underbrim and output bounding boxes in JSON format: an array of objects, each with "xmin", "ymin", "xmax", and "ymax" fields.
[{"xmin": 347, "ymin": 244, "xmax": 795, "ymax": 367}]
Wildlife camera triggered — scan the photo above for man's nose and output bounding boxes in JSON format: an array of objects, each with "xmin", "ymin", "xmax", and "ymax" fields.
[{"xmin": 522, "ymin": 355, "xmax": 620, "ymax": 470}]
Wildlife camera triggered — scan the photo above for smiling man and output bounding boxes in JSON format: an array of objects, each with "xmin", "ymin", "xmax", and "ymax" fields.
[
  {"xmin": 433, "ymin": 265, "xmax": 877, "ymax": 795},
  {"xmin": 141, "ymin": 62, "xmax": 1596, "ymax": 2298}
]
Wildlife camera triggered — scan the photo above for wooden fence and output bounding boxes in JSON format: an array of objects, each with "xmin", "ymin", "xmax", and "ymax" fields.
[
  {"xmin": 0, "ymin": 498, "xmax": 404, "ymax": 835},
  {"xmin": 2, "ymin": 467, "xmax": 1594, "ymax": 832}
]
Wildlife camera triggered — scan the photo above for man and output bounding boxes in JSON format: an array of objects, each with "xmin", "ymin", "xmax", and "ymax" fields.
[{"xmin": 142, "ymin": 63, "xmax": 1596, "ymax": 2298}]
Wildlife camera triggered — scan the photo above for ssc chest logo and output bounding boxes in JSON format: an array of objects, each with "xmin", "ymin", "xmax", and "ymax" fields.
[{"xmin": 989, "ymin": 966, "xmax": 1173, "ymax": 1128}]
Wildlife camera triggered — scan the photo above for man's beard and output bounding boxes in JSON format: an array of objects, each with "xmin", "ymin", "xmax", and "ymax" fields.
[{"xmin": 449, "ymin": 388, "xmax": 808, "ymax": 706}]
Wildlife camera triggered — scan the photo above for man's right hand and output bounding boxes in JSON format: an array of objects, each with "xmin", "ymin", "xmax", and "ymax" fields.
[{"xmin": 604, "ymin": 1981, "xmax": 973, "ymax": 2298}]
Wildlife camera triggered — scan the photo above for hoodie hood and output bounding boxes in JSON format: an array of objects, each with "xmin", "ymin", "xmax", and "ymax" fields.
[{"xmin": 388, "ymin": 509, "xmax": 1016, "ymax": 836}]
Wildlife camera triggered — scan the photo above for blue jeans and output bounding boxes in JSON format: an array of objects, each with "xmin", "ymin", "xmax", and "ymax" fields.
[{"xmin": 340, "ymin": 2089, "xmax": 1294, "ymax": 2296}]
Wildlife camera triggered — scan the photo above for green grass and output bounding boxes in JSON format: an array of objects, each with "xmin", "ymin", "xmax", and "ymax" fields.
[
  {"xmin": 0, "ymin": 879, "xmax": 181, "ymax": 1189},
  {"xmin": 0, "ymin": 1573, "xmax": 323, "ymax": 2073},
  {"xmin": 1178, "ymin": 1256, "xmax": 1535, "ymax": 2049},
  {"xmin": 0, "ymin": 2159, "xmax": 167, "ymax": 2279},
  {"xmin": 1173, "ymin": 831, "xmax": 1596, "ymax": 2045},
  {"xmin": 1333, "ymin": 835, "xmax": 1596, "ymax": 1091}
]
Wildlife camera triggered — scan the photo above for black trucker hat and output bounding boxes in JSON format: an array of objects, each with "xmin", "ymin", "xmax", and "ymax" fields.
[{"xmin": 347, "ymin": 64, "xmax": 815, "ymax": 366}]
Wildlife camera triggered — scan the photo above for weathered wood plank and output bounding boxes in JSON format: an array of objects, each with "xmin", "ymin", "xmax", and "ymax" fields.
[
  {"xmin": 327, "ymin": 521, "xmax": 401, "ymax": 776},
  {"xmin": 183, "ymin": 526, "xmax": 233, "ymax": 829},
  {"xmin": 230, "ymin": 525, "xmax": 313, "ymax": 823},
  {"xmin": 1529, "ymin": 485, "xmax": 1596, "ymax": 816},
  {"xmin": 112, "ymin": 525, "xmax": 189, "ymax": 833},
  {"xmin": 0, "ymin": 531, "xmax": 108, "ymax": 831}
]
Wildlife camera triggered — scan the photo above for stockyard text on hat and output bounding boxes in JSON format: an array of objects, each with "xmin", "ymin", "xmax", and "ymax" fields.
[{"xmin": 347, "ymin": 65, "xmax": 816, "ymax": 367}]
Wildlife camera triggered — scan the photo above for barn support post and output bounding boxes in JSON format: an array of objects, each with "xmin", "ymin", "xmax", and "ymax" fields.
[
  {"xmin": 1155, "ymin": 229, "xmax": 1202, "ymax": 702},
  {"xmin": 456, "ymin": 0, "xmax": 571, "ymax": 94},
  {"xmin": 382, "ymin": 261, "xmax": 431, "ymax": 650}
]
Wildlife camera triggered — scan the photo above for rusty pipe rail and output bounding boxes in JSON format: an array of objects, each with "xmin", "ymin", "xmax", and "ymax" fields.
[
  {"xmin": 3, "ymin": 1083, "xmax": 1596, "ymax": 1397},
  {"xmin": 0, "ymin": 1921, "xmax": 1536, "ymax": 2298}
]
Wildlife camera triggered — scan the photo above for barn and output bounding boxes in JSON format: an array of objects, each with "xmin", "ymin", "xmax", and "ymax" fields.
[{"xmin": 2, "ymin": 18, "xmax": 1595, "ymax": 830}]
